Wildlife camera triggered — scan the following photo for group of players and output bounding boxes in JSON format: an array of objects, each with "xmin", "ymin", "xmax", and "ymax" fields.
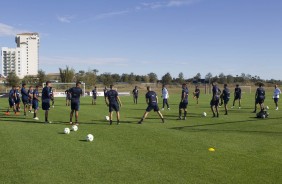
[{"xmin": 5, "ymin": 81, "xmax": 281, "ymax": 125}]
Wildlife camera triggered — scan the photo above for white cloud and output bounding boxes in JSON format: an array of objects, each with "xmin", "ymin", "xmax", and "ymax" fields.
[
  {"xmin": 0, "ymin": 22, "xmax": 28, "ymax": 37},
  {"xmin": 139, "ymin": 0, "xmax": 200, "ymax": 9},
  {"xmin": 94, "ymin": 10, "xmax": 129, "ymax": 20},
  {"xmin": 57, "ymin": 15, "xmax": 75, "ymax": 23}
]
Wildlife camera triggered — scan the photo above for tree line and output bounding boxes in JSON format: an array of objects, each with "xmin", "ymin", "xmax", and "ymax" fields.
[{"xmin": 3, "ymin": 66, "xmax": 281, "ymax": 87}]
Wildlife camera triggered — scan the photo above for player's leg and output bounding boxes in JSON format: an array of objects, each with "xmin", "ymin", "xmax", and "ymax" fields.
[
  {"xmin": 157, "ymin": 111, "xmax": 165, "ymax": 123},
  {"xmin": 166, "ymin": 99, "xmax": 170, "ymax": 110},
  {"xmin": 70, "ymin": 109, "xmax": 74, "ymax": 124},
  {"xmin": 75, "ymin": 111, "xmax": 79, "ymax": 125},
  {"xmin": 224, "ymin": 101, "xmax": 228, "ymax": 115},
  {"xmin": 45, "ymin": 110, "xmax": 49, "ymax": 123},
  {"xmin": 162, "ymin": 99, "xmax": 165, "ymax": 110},
  {"xmin": 138, "ymin": 111, "xmax": 149, "ymax": 124},
  {"xmin": 109, "ymin": 111, "xmax": 113, "ymax": 125},
  {"xmin": 116, "ymin": 111, "xmax": 120, "ymax": 125},
  {"xmin": 253, "ymin": 100, "xmax": 258, "ymax": 113},
  {"xmin": 274, "ymin": 98, "xmax": 278, "ymax": 110},
  {"xmin": 238, "ymin": 98, "xmax": 241, "ymax": 108}
]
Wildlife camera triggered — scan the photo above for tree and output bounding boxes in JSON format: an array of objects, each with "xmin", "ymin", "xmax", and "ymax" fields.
[
  {"xmin": 22, "ymin": 75, "xmax": 37, "ymax": 84},
  {"xmin": 226, "ymin": 75, "xmax": 234, "ymax": 83},
  {"xmin": 148, "ymin": 72, "xmax": 158, "ymax": 83},
  {"xmin": 218, "ymin": 73, "xmax": 226, "ymax": 84},
  {"xmin": 37, "ymin": 69, "xmax": 48, "ymax": 86},
  {"xmin": 83, "ymin": 70, "xmax": 97, "ymax": 87},
  {"xmin": 100, "ymin": 73, "xmax": 114, "ymax": 86},
  {"xmin": 205, "ymin": 72, "xmax": 213, "ymax": 83},
  {"xmin": 5, "ymin": 71, "xmax": 20, "ymax": 87},
  {"xmin": 194, "ymin": 73, "xmax": 201, "ymax": 81},
  {"xmin": 121, "ymin": 73, "xmax": 129, "ymax": 83},
  {"xmin": 161, "ymin": 72, "xmax": 172, "ymax": 84},
  {"xmin": 128, "ymin": 72, "xmax": 136, "ymax": 84},
  {"xmin": 59, "ymin": 66, "xmax": 75, "ymax": 83},
  {"xmin": 111, "ymin": 74, "xmax": 121, "ymax": 82},
  {"xmin": 177, "ymin": 72, "xmax": 185, "ymax": 84}
]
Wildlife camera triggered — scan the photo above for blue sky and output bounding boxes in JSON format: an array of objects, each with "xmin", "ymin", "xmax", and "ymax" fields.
[{"xmin": 0, "ymin": 0, "xmax": 281, "ymax": 80}]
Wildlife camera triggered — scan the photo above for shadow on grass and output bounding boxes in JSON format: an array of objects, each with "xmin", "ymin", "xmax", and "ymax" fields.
[
  {"xmin": 79, "ymin": 140, "xmax": 88, "ymax": 142},
  {"xmin": 171, "ymin": 116, "xmax": 282, "ymax": 135}
]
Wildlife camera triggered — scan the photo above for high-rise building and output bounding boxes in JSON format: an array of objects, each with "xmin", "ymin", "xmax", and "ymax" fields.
[{"xmin": 1, "ymin": 32, "xmax": 39, "ymax": 78}]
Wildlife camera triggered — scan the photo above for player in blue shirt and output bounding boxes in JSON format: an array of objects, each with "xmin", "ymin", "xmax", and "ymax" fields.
[
  {"xmin": 69, "ymin": 82, "xmax": 83, "ymax": 125},
  {"xmin": 42, "ymin": 81, "xmax": 52, "ymax": 123},
  {"xmin": 5, "ymin": 86, "xmax": 17, "ymax": 115},
  {"xmin": 210, "ymin": 82, "xmax": 221, "ymax": 117},
  {"xmin": 179, "ymin": 83, "xmax": 189, "ymax": 120},
  {"xmin": 15, "ymin": 86, "xmax": 21, "ymax": 112},
  {"xmin": 138, "ymin": 86, "xmax": 164, "ymax": 124},
  {"xmin": 253, "ymin": 83, "xmax": 266, "ymax": 113},
  {"xmin": 92, "ymin": 86, "xmax": 97, "ymax": 105},
  {"xmin": 105, "ymin": 85, "xmax": 122, "ymax": 125},
  {"xmin": 193, "ymin": 85, "xmax": 200, "ymax": 104},
  {"xmin": 220, "ymin": 84, "xmax": 231, "ymax": 115},
  {"xmin": 232, "ymin": 84, "xmax": 242, "ymax": 109},
  {"xmin": 27, "ymin": 86, "xmax": 34, "ymax": 113},
  {"xmin": 132, "ymin": 86, "xmax": 138, "ymax": 104},
  {"xmin": 65, "ymin": 89, "xmax": 71, "ymax": 106},
  {"xmin": 21, "ymin": 83, "xmax": 29, "ymax": 116},
  {"xmin": 32, "ymin": 85, "xmax": 40, "ymax": 120},
  {"xmin": 103, "ymin": 87, "xmax": 108, "ymax": 100}
]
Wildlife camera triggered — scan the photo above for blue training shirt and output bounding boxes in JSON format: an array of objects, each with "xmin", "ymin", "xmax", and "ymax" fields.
[
  {"xmin": 181, "ymin": 87, "xmax": 189, "ymax": 103},
  {"xmin": 146, "ymin": 91, "xmax": 157, "ymax": 105},
  {"xmin": 106, "ymin": 89, "xmax": 119, "ymax": 104},
  {"xmin": 42, "ymin": 87, "xmax": 51, "ymax": 102},
  {"xmin": 69, "ymin": 87, "xmax": 82, "ymax": 103}
]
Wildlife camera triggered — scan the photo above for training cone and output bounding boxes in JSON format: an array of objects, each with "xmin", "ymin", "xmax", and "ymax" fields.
[{"xmin": 208, "ymin": 148, "xmax": 215, "ymax": 152}]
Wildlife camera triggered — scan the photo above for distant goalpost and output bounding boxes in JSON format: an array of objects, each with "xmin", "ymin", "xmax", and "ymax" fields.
[
  {"xmin": 42, "ymin": 83, "xmax": 86, "ymax": 97},
  {"xmin": 240, "ymin": 86, "xmax": 252, "ymax": 94}
]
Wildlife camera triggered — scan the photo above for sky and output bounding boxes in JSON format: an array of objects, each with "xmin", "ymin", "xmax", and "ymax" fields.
[{"xmin": 0, "ymin": 0, "xmax": 282, "ymax": 80}]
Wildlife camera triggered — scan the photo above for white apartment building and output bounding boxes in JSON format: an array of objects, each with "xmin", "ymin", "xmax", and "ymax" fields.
[{"xmin": 1, "ymin": 32, "xmax": 39, "ymax": 78}]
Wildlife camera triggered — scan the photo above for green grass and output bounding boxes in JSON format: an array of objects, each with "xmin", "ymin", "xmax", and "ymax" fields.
[{"xmin": 0, "ymin": 91, "xmax": 282, "ymax": 184}]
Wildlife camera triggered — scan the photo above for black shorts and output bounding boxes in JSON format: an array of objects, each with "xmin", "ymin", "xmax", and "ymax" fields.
[
  {"xmin": 15, "ymin": 99, "xmax": 21, "ymax": 104},
  {"xmin": 194, "ymin": 94, "xmax": 200, "ymax": 98},
  {"xmin": 22, "ymin": 98, "xmax": 29, "ymax": 105},
  {"xmin": 256, "ymin": 98, "xmax": 264, "ymax": 105},
  {"xmin": 274, "ymin": 98, "xmax": 279, "ymax": 103},
  {"xmin": 146, "ymin": 104, "xmax": 159, "ymax": 112},
  {"xmin": 9, "ymin": 100, "xmax": 15, "ymax": 107},
  {"xmin": 42, "ymin": 101, "xmax": 50, "ymax": 110},
  {"xmin": 71, "ymin": 101, "xmax": 80, "ymax": 111},
  {"xmin": 210, "ymin": 99, "xmax": 219, "ymax": 107},
  {"xmin": 224, "ymin": 99, "xmax": 229, "ymax": 104},
  {"xmin": 93, "ymin": 95, "xmax": 97, "ymax": 99},
  {"xmin": 109, "ymin": 103, "xmax": 119, "ymax": 112},
  {"xmin": 234, "ymin": 95, "xmax": 241, "ymax": 100},
  {"xmin": 179, "ymin": 102, "xmax": 188, "ymax": 109},
  {"xmin": 32, "ymin": 101, "xmax": 39, "ymax": 110}
]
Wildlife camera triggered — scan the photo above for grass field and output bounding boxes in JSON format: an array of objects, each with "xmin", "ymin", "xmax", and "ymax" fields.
[{"xmin": 0, "ymin": 90, "xmax": 282, "ymax": 184}]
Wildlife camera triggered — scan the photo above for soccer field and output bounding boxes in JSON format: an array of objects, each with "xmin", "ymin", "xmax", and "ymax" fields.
[{"xmin": 0, "ymin": 92, "xmax": 281, "ymax": 184}]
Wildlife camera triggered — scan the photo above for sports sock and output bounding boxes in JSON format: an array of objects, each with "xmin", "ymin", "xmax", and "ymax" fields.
[{"xmin": 184, "ymin": 111, "xmax": 187, "ymax": 118}]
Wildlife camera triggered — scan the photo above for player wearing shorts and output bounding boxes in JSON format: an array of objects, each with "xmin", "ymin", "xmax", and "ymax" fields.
[
  {"xmin": 15, "ymin": 86, "xmax": 21, "ymax": 112},
  {"xmin": 92, "ymin": 86, "xmax": 97, "ymax": 105},
  {"xmin": 161, "ymin": 84, "xmax": 170, "ymax": 110},
  {"xmin": 42, "ymin": 81, "xmax": 52, "ymax": 123},
  {"xmin": 220, "ymin": 84, "xmax": 230, "ymax": 115},
  {"xmin": 210, "ymin": 82, "xmax": 221, "ymax": 117},
  {"xmin": 273, "ymin": 84, "xmax": 281, "ymax": 110},
  {"xmin": 138, "ymin": 86, "xmax": 164, "ymax": 124},
  {"xmin": 32, "ymin": 85, "xmax": 40, "ymax": 120},
  {"xmin": 27, "ymin": 86, "xmax": 34, "ymax": 113},
  {"xmin": 5, "ymin": 86, "xmax": 17, "ymax": 115},
  {"xmin": 232, "ymin": 84, "xmax": 242, "ymax": 109},
  {"xmin": 132, "ymin": 86, "xmax": 139, "ymax": 104},
  {"xmin": 69, "ymin": 82, "xmax": 83, "ymax": 125},
  {"xmin": 253, "ymin": 83, "xmax": 265, "ymax": 113},
  {"xmin": 179, "ymin": 83, "xmax": 189, "ymax": 120},
  {"xmin": 21, "ymin": 83, "xmax": 29, "ymax": 116},
  {"xmin": 193, "ymin": 85, "xmax": 200, "ymax": 104},
  {"xmin": 65, "ymin": 89, "xmax": 71, "ymax": 106},
  {"xmin": 105, "ymin": 85, "xmax": 122, "ymax": 125}
]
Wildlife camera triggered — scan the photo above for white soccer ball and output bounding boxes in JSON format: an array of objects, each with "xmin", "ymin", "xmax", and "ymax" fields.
[
  {"xmin": 262, "ymin": 114, "xmax": 266, "ymax": 119},
  {"xmin": 266, "ymin": 106, "xmax": 269, "ymax": 110},
  {"xmin": 71, "ymin": 125, "xmax": 78, "ymax": 132},
  {"xmin": 105, "ymin": 116, "xmax": 110, "ymax": 121},
  {"xmin": 202, "ymin": 112, "xmax": 207, "ymax": 117},
  {"xmin": 64, "ymin": 128, "xmax": 70, "ymax": 134},
  {"xmin": 86, "ymin": 134, "xmax": 94, "ymax": 142}
]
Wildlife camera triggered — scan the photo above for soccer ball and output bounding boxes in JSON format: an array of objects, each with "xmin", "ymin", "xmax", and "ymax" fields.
[
  {"xmin": 86, "ymin": 134, "xmax": 94, "ymax": 142},
  {"xmin": 262, "ymin": 114, "xmax": 266, "ymax": 119},
  {"xmin": 202, "ymin": 112, "xmax": 207, "ymax": 117},
  {"xmin": 72, "ymin": 125, "xmax": 78, "ymax": 132},
  {"xmin": 64, "ymin": 128, "xmax": 70, "ymax": 134},
  {"xmin": 266, "ymin": 106, "xmax": 269, "ymax": 110},
  {"xmin": 105, "ymin": 116, "xmax": 110, "ymax": 121}
]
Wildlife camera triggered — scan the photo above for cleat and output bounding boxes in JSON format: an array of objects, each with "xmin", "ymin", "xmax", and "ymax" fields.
[
  {"xmin": 168, "ymin": 108, "xmax": 170, "ymax": 110},
  {"xmin": 75, "ymin": 123, "xmax": 79, "ymax": 126},
  {"xmin": 162, "ymin": 118, "xmax": 165, "ymax": 123},
  {"xmin": 178, "ymin": 117, "xmax": 182, "ymax": 120},
  {"xmin": 161, "ymin": 108, "xmax": 164, "ymax": 111},
  {"xmin": 138, "ymin": 121, "xmax": 142, "ymax": 124},
  {"xmin": 183, "ymin": 117, "xmax": 186, "ymax": 120},
  {"xmin": 70, "ymin": 122, "xmax": 73, "ymax": 125},
  {"xmin": 231, "ymin": 106, "xmax": 234, "ymax": 109},
  {"xmin": 33, "ymin": 117, "xmax": 39, "ymax": 120}
]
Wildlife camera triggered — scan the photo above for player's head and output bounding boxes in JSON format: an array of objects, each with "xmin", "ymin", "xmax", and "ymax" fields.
[
  {"xmin": 12, "ymin": 86, "xmax": 16, "ymax": 89},
  {"xmin": 147, "ymin": 86, "xmax": 151, "ymax": 91},
  {"xmin": 36, "ymin": 85, "xmax": 39, "ymax": 89},
  {"xmin": 162, "ymin": 84, "xmax": 166, "ymax": 88},
  {"xmin": 76, "ymin": 81, "xmax": 81, "ymax": 87},
  {"xmin": 212, "ymin": 82, "xmax": 217, "ymax": 86},
  {"xmin": 46, "ymin": 81, "xmax": 51, "ymax": 87},
  {"xmin": 135, "ymin": 86, "xmax": 137, "ymax": 89},
  {"xmin": 275, "ymin": 84, "xmax": 278, "ymax": 88},
  {"xmin": 259, "ymin": 83, "xmax": 263, "ymax": 87},
  {"xmin": 236, "ymin": 84, "xmax": 239, "ymax": 87},
  {"xmin": 94, "ymin": 86, "xmax": 97, "ymax": 89},
  {"xmin": 224, "ymin": 84, "xmax": 227, "ymax": 88},
  {"xmin": 182, "ymin": 83, "xmax": 187, "ymax": 88},
  {"xmin": 109, "ymin": 84, "xmax": 114, "ymax": 89},
  {"xmin": 29, "ymin": 86, "xmax": 33, "ymax": 90},
  {"xmin": 196, "ymin": 85, "xmax": 198, "ymax": 89},
  {"xmin": 22, "ymin": 83, "xmax": 26, "ymax": 88}
]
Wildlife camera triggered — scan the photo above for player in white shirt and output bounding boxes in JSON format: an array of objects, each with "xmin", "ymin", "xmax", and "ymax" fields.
[
  {"xmin": 161, "ymin": 84, "xmax": 170, "ymax": 110},
  {"xmin": 273, "ymin": 84, "xmax": 281, "ymax": 110}
]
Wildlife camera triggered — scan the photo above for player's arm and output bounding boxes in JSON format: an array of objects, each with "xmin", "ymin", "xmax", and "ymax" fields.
[
  {"xmin": 156, "ymin": 95, "xmax": 158, "ymax": 104},
  {"xmin": 117, "ymin": 96, "xmax": 122, "ymax": 107}
]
